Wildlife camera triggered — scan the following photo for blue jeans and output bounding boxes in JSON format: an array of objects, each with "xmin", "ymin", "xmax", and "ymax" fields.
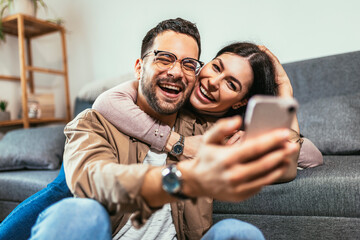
[
  {"xmin": 0, "ymin": 164, "xmax": 71, "ymax": 240},
  {"xmin": 202, "ymin": 218, "xmax": 265, "ymax": 240},
  {"xmin": 29, "ymin": 198, "xmax": 265, "ymax": 240}
]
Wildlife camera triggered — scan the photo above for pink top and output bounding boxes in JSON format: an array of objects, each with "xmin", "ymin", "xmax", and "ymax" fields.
[{"xmin": 92, "ymin": 80, "xmax": 323, "ymax": 168}]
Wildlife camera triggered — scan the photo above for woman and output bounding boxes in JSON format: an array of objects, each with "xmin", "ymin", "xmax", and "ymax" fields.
[{"xmin": 0, "ymin": 42, "xmax": 322, "ymax": 239}]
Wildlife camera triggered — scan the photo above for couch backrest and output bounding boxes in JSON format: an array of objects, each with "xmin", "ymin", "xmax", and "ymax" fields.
[
  {"xmin": 284, "ymin": 51, "xmax": 360, "ymax": 155},
  {"xmin": 283, "ymin": 51, "xmax": 360, "ymax": 104}
]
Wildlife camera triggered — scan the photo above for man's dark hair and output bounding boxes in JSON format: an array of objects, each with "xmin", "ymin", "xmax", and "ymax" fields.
[{"xmin": 141, "ymin": 18, "xmax": 201, "ymax": 59}]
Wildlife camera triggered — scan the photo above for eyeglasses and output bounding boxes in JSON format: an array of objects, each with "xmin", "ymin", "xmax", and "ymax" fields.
[{"xmin": 142, "ymin": 50, "xmax": 204, "ymax": 77}]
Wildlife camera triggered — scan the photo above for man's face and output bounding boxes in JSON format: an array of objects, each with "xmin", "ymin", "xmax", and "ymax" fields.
[{"xmin": 138, "ymin": 30, "xmax": 199, "ymax": 115}]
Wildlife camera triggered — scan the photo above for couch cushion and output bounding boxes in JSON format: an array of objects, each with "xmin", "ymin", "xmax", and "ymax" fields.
[
  {"xmin": 0, "ymin": 169, "xmax": 59, "ymax": 202},
  {"xmin": 283, "ymin": 51, "xmax": 360, "ymax": 155},
  {"xmin": 0, "ymin": 125, "xmax": 65, "ymax": 171},
  {"xmin": 74, "ymin": 98, "xmax": 94, "ymax": 117},
  {"xmin": 213, "ymin": 155, "xmax": 360, "ymax": 218},
  {"xmin": 76, "ymin": 74, "xmax": 134, "ymax": 102},
  {"xmin": 297, "ymin": 93, "xmax": 360, "ymax": 155}
]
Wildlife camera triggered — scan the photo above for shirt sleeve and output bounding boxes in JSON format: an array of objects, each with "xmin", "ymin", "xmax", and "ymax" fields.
[
  {"xmin": 297, "ymin": 138, "xmax": 324, "ymax": 168},
  {"xmin": 63, "ymin": 110, "xmax": 158, "ymax": 222},
  {"xmin": 92, "ymin": 80, "xmax": 171, "ymax": 151}
]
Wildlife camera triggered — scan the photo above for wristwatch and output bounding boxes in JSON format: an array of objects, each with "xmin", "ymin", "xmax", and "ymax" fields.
[
  {"xmin": 170, "ymin": 134, "xmax": 185, "ymax": 156},
  {"xmin": 161, "ymin": 164, "xmax": 189, "ymax": 200}
]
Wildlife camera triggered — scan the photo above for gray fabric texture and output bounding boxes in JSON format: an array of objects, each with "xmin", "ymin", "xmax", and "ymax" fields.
[
  {"xmin": 213, "ymin": 155, "xmax": 360, "ymax": 218},
  {"xmin": 0, "ymin": 169, "xmax": 59, "ymax": 202},
  {"xmin": 283, "ymin": 51, "xmax": 360, "ymax": 155},
  {"xmin": 297, "ymin": 93, "xmax": 360, "ymax": 154},
  {"xmin": 0, "ymin": 169, "xmax": 59, "ymax": 222},
  {"xmin": 0, "ymin": 201, "xmax": 19, "ymax": 222},
  {"xmin": 213, "ymin": 214, "xmax": 360, "ymax": 240},
  {"xmin": 283, "ymin": 51, "xmax": 360, "ymax": 104},
  {"xmin": 0, "ymin": 125, "xmax": 65, "ymax": 171},
  {"xmin": 74, "ymin": 98, "xmax": 93, "ymax": 117}
]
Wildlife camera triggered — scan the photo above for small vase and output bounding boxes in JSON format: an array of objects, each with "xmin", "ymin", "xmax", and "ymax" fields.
[
  {"xmin": 0, "ymin": 111, "xmax": 11, "ymax": 121},
  {"xmin": 10, "ymin": 0, "xmax": 36, "ymax": 17}
]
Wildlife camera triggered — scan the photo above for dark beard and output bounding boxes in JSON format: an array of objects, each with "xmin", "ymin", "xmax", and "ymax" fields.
[{"xmin": 140, "ymin": 76, "xmax": 188, "ymax": 115}]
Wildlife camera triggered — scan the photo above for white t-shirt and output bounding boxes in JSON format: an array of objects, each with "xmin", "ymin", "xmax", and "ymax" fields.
[{"xmin": 113, "ymin": 148, "xmax": 177, "ymax": 240}]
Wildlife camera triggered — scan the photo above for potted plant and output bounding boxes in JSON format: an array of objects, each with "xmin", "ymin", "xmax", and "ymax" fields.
[
  {"xmin": 1, "ymin": 0, "xmax": 46, "ymax": 17},
  {"xmin": 0, "ymin": 99, "xmax": 10, "ymax": 121},
  {"xmin": 0, "ymin": 0, "xmax": 47, "ymax": 41}
]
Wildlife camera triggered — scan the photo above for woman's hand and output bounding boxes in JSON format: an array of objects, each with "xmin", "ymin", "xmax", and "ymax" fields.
[
  {"xmin": 258, "ymin": 45, "xmax": 293, "ymax": 98},
  {"xmin": 165, "ymin": 132, "xmax": 203, "ymax": 160},
  {"xmin": 180, "ymin": 135, "xmax": 203, "ymax": 160}
]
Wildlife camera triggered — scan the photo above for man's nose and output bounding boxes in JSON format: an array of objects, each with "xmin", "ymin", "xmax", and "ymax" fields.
[{"xmin": 167, "ymin": 61, "xmax": 184, "ymax": 79}]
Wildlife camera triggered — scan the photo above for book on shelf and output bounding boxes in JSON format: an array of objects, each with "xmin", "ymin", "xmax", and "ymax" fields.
[{"xmin": 28, "ymin": 93, "xmax": 55, "ymax": 119}]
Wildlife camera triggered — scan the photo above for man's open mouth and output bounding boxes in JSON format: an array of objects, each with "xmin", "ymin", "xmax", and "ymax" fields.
[
  {"xmin": 199, "ymin": 84, "xmax": 215, "ymax": 101},
  {"xmin": 159, "ymin": 83, "xmax": 182, "ymax": 95}
]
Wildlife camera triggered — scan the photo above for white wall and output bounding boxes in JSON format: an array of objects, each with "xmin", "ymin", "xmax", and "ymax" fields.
[{"xmin": 1, "ymin": 0, "xmax": 359, "ymax": 119}]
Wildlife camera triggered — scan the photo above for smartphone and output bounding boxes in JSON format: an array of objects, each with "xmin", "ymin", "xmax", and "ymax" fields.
[{"xmin": 244, "ymin": 95, "xmax": 298, "ymax": 139}]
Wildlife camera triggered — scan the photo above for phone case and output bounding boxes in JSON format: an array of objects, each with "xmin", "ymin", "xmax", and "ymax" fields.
[{"xmin": 244, "ymin": 95, "xmax": 298, "ymax": 138}]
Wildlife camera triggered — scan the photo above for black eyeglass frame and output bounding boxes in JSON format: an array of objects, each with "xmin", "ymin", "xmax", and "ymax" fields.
[{"xmin": 142, "ymin": 50, "xmax": 204, "ymax": 76}]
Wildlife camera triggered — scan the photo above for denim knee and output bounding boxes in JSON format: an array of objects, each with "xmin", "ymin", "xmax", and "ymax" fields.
[
  {"xmin": 30, "ymin": 198, "xmax": 111, "ymax": 240},
  {"xmin": 202, "ymin": 218, "xmax": 265, "ymax": 240}
]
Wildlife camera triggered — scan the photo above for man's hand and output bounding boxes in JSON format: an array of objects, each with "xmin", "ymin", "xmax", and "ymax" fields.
[
  {"xmin": 178, "ymin": 116, "xmax": 298, "ymax": 202},
  {"xmin": 226, "ymin": 130, "xmax": 245, "ymax": 145}
]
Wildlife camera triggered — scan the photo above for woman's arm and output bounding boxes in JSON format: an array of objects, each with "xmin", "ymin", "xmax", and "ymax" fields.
[
  {"xmin": 92, "ymin": 80, "xmax": 202, "ymax": 158},
  {"xmin": 259, "ymin": 46, "xmax": 300, "ymax": 133},
  {"xmin": 298, "ymin": 138, "xmax": 323, "ymax": 168},
  {"xmin": 165, "ymin": 132, "xmax": 203, "ymax": 159},
  {"xmin": 92, "ymin": 80, "xmax": 171, "ymax": 151}
]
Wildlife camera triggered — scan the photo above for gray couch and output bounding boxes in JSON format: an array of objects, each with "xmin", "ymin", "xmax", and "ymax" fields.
[{"xmin": 1, "ymin": 51, "xmax": 359, "ymax": 239}]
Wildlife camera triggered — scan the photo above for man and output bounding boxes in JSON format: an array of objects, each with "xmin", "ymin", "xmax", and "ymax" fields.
[{"xmin": 29, "ymin": 18, "xmax": 296, "ymax": 240}]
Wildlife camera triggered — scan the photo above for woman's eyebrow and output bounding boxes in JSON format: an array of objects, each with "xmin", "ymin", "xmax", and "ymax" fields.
[
  {"xmin": 218, "ymin": 58, "xmax": 225, "ymax": 70},
  {"xmin": 219, "ymin": 58, "xmax": 242, "ymax": 91}
]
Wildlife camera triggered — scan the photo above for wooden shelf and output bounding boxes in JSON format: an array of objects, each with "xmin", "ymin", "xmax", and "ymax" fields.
[
  {"xmin": 26, "ymin": 66, "xmax": 65, "ymax": 75},
  {"xmin": 1, "ymin": 14, "xmax": 63, "ymax": 38},
  {"xmin": 0, "ymin": 14, "xmax": 71, "ymax": 129},
  {"xmin": 0, "ymin": 118, "xmax": 67, "ymax": 127},
  {"xmin": 0, "ymin": 75, "xmax": 21, "ymax": 81}
]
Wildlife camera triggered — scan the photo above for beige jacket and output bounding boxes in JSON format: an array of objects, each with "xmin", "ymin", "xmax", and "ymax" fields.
[{"xmin": 63, "ymin": 109, "xmax": 214, "ymax": 240}]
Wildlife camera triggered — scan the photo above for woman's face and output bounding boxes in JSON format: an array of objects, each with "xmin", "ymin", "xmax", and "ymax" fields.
[{"xmin": 189, "ymin": 53, "xmax": 254, "ymax": 114}]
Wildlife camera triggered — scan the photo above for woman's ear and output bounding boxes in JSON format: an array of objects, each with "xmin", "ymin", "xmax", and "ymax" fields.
[
  {"xmin": 232, "ymin": 98, "xmax": 248, "ymax": 110},
  {"xmin": 134, "ymin": 59, "xmax": 143, "ymax": 80}
]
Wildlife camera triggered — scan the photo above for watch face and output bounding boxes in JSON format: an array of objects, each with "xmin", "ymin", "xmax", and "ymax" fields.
[
  {"xmin": 173, "ymin": 144, "xmax": 183, "ymax": 155},
  {"xmin": 163, "ymin": 172, "xmax": 181, "ymax": 193}
]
